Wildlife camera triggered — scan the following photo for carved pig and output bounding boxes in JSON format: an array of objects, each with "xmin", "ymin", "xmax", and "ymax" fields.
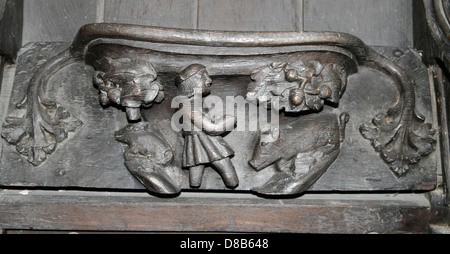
[
  {"xmin": 249, "ymin": 112, "xmax": 349, "ymax": 195},
  {"xmin": 115, "ymin": 122, "xmax": 182, "ymax": 194}
]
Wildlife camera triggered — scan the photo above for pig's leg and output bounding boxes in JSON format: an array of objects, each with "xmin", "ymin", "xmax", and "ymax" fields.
[
  {"xmin": 189, "ymin": 165, "xmax": 205, "ymax": 188},
  {"xmin": 211, "ymin": 158, "xmax": 239, "ymax": 188}
]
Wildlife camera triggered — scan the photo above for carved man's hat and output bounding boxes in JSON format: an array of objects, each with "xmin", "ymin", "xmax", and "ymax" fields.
[{"xmin": 175, "ymin": 64, "xmax": 207, "ymax": 86}]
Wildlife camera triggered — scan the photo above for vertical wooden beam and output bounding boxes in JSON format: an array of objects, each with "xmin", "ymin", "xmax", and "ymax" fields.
[
  {"xmin": 0, "ymin": 56, "xmax": 3, "ymax": 92},
  {"xmin": 0, "ymin": 0, "xmax": 23, "ymax": 61},
  {"xmin": 96, "ymin": 0, "xmax": 105, "ymax": 23}
]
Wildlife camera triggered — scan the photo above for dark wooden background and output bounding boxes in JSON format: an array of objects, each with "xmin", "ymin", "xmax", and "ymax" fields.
[{"xmin": 20, "ymin": 0, "xmax": 413, "ymax": 48}]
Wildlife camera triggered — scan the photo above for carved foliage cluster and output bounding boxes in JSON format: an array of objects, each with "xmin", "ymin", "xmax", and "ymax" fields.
[
  {"xmin": 246, "ymin": 59, "xmax": 348, "ymax": 113},
  {"xmin": 93, "ymin": 57, "xmax": 165, "ymax": 121}
]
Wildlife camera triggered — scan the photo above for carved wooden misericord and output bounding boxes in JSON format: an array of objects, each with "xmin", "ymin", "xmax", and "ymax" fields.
[{"xmin": 0, "ymin": 23, "xmax": 438, "ymax": 196}]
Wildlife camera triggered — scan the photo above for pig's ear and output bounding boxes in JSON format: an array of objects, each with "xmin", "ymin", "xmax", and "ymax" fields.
[
  {"xmin": 270, "ymin": 127, "xmax": 280, "ymax": 141},
  {"xmin": 260, "ymin": 125, "xmax": 271, "ymax": 134},
  {"xmin": 260, "ymin": 127, "xmax": 280, "ymax": 143}
]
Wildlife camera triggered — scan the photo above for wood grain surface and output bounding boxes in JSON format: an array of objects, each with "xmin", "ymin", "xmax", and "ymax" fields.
[
  {"xmin": 0, "ymin": 190, "xmax": 432, "ymax": 233},
  {"xmin": 21, "ymin": 0, "xmax": 413, "ymax": 47}
]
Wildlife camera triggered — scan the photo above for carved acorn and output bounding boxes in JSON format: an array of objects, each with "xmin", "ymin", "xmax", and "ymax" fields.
[
  {"xmin": 289, "ymin": 88, "xmax": 305, "ymax": 106},
  {"xmin": 318, "ymin": 85, "xmax": 332, "ymax": 99},
  {"xmin": 285, "ymin": 69, "xmax": 300, "ymax": 82},
  {"xmin": 107, "ymin": 87, "xmax": 122, "ymax": 104}
]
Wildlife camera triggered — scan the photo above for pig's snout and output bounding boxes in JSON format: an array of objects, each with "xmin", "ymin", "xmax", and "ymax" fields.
[
  {"xmin": 248, "ymin": 157, "xmax": 274, "ymax": 171},
  {"xmin": 249, "ymin": 140, "xmax": 274, "ymax": 170},
  {"xmin": 248, "ymin": 159, "xmax": 259, "ymax": 169}
]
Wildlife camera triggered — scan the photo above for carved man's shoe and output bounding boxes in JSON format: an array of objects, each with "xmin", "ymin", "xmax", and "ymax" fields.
[
  {"xmin": 189, "ymin": 165, "xmax": 205, "ymax": 188},
  {"xmin": 211, "ymin": 159, "xmax": 239, "ymax": 189}
]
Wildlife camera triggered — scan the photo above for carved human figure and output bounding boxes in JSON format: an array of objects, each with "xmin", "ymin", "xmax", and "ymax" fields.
[{"xmin": 174, "ymin": 64, "xmax": 239, "ymax": 188}]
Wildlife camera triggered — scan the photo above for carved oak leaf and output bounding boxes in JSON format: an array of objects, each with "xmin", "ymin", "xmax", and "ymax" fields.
[
  {"xmin": 359, "ymin": 109, "xmax": 436, "ymax": 177},
  {"xmin": 246, "ymin": 62, "xmax": 287, "ymax": 103}
]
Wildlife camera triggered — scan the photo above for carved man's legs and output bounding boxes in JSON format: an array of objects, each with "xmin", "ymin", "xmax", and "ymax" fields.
[
  {"xmin": 189, "ymin": 165, "xmax": 205, "ymax": 188},
  {"xmin": 189, "ymin": 158, "xmax": 239, "ymax": 189}
]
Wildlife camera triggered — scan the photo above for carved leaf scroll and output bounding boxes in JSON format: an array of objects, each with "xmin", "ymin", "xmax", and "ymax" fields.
[
  {"xmin": 357, "ymin": 48, "xmax": 437, "ymax": 177},
  {"xmin": 1, "ymin": 49, "xmax": 83, "ymax": 166},
  {"xmin": 2, "ymin": 102, "xmax": 82, "ymax": 166},
  {"xmin": 360, "ymin": 110, "xmax": 436, "ymax": 177}
]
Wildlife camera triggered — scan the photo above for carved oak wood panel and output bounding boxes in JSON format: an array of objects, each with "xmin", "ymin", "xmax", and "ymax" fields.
[{"xmin": 0, "ymin": 24, "xmax": 438, "ymax": 197}]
